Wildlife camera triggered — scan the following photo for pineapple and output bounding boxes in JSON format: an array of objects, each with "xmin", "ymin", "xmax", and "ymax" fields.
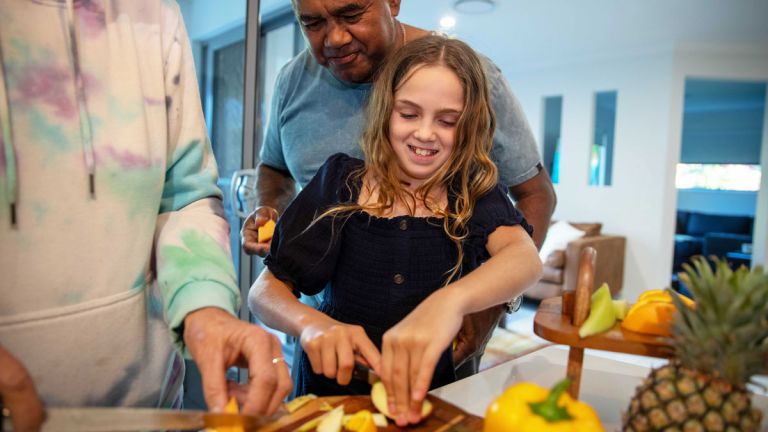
[{"xmin": 623, "ymin": 257, "xmax": 768, "ymax": 431}]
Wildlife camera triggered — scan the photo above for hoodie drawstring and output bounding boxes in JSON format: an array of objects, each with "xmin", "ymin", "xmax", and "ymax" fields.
[
  {"xmin": 65, "ymin": 0, "xmax": 96, "ymax": 197},
  {"xmin": 0, "ymin": 1, "xmax": 96, "ymax": 228},
  {"xmin": 0, "ymin": 33, "xmax": 18, "ymax": 227}
]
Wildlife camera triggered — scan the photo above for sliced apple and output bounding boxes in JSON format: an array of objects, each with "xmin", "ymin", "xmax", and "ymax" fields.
[
  {"xmin": 257, "ymin": 219, "xmax": 276, "ymax": 243},
  {"xmin": 316, "ymin": 405, "xmax": 345, "ymax": 432},
  {"xmin": 370, "ymin": 381, "xmax": 433, "ymax": 421},
  {"xmin": 285, "ymin": 393, "xmax": 317, "ymax": 413}
]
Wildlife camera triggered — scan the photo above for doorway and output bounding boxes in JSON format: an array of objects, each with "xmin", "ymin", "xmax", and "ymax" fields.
[{"xmin": 672, "ymin": 78, "xmax": 766, "ymax": 291}]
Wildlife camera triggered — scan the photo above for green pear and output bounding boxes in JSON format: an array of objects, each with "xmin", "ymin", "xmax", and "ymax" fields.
[{"xmin": 578, "ymin": 283, "xmax": 617, "ymax": 338}]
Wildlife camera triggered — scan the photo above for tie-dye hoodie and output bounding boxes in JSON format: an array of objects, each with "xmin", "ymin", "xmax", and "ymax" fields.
[{"xmin": 0, "ymin": 0, "xmax": 239, "ymax": 407}]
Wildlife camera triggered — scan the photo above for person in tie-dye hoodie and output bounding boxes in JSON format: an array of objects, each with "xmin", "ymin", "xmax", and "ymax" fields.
[{"xmin": 0, "ymin": 0, "xmax": 291, "ymax": 428}]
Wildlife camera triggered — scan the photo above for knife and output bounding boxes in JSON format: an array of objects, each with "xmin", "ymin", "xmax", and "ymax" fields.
[
  {"xmin": 1, "ymin": 407, "xmax": 280, "ymax": 432},
  {"xmin": 351, "ymin": 362, "xmax": 380, "ymax": 385}
]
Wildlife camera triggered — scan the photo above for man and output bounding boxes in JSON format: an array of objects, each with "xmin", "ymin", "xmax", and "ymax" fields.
[
  {"xmin": 242, "ymin": 0, "xmax": 556, "ymax": 374},
  {"xmin": 0, "ymin": 1, "xmax": 290, "ymax": 430}
]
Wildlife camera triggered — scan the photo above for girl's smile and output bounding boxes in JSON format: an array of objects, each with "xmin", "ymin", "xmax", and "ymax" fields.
[{"xmin": 388, "ymin": 64, "xmax": 464, "ymax": 189}]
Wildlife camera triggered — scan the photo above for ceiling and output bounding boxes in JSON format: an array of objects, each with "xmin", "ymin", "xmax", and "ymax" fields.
[{"xmin": 259, "ymin": 0, "xmax": 768, "ymax": 73}]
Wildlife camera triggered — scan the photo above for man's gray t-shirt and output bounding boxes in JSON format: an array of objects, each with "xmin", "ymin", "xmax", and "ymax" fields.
[{"xmin": 260, "ymin": 48, "xmax": 541, "ymax": 189}]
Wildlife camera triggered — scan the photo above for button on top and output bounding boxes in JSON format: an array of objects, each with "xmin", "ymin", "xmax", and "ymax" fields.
[
  {"xmin": 399, "ymin": 220, "xmax": 408, "ymax": 231},
  {"xmin": 393, "ymin": 274, "xmax": 405, "ymax": 284}
]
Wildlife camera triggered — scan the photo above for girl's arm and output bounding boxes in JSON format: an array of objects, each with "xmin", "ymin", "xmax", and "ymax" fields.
[
  {"xmin": 381, "ymin": 224, "xmax": 542, "ymax": 426},
  {"xmin": 249, "ymin": 270, "xmax": 381, "ymax": 385}
]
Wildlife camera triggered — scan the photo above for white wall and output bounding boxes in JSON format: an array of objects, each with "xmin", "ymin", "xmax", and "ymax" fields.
[{"xmin": 508, "ymin": 49, "xmax": 677, "ymax": 301}]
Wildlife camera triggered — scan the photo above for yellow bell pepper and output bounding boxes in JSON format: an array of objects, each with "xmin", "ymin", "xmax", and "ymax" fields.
[{"xmin": 484, "ymin": 379, "xmax": 604, "ymax": 432}]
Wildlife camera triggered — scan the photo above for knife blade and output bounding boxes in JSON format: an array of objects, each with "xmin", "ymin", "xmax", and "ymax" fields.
[
  {"xmin": 351, "ymin": 363, "xmax": 380, "ymax": 385},
  {"xmin": 1, "ymin": 407, "xmax": 280, "ymax": 432}
]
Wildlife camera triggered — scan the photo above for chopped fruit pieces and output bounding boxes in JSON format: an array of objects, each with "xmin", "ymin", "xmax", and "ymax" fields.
[
  {"xmin": 285, "ymin": 394, "xmax": 318, "ymax": 413},
  {"xmin": 258, "ymin": 219, "xmax": 276, "ymax": 243},
  {"xmin": 344, "ymin": 409, "xmax": 377, "ymax": 432},
  {"xmin": 621, "ymin": 289, "xmax": 695, "ymax": 337},
  {"xmin": 317, "ymin": 405, "xmax": 345, "ymax": 432},
  {"xmin": 204, "ymin": 398, "xmax": 244, "ymax": 432}
]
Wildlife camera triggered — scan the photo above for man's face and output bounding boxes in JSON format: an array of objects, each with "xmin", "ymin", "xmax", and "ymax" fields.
[{"xmin": 294, "ymin": 0, "xmax": 401, "ymax": 83}]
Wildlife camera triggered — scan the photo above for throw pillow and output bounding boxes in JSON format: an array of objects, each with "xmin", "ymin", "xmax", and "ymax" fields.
[{"xmin": 539, "ymin": 221, "xmax": 586, "ymax": 262}]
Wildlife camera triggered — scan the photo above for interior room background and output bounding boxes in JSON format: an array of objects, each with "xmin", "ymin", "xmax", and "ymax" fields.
[{"xmin": 176, "ymin": 0, "xmax": 768, "ymax": 306}]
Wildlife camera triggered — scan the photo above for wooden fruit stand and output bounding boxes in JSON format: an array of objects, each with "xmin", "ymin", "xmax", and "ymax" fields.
[{"xmin": 533, "ymin": 247, "xmax": 673, "ymax": 398}]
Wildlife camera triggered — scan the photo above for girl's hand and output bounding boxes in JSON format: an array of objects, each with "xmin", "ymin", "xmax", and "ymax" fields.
[
  {"xmin": 381, "ymin": 289, "xmax": 464, "ymax": 427},
  {"xmin": 300, "ymin": 317, "xmax": 381, "ymax": 385}
]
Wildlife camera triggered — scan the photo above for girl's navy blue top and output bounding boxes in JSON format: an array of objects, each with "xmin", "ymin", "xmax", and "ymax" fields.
[{"xmin": 264, "ymin": 153, "xmax": 532, "ymax": 397}]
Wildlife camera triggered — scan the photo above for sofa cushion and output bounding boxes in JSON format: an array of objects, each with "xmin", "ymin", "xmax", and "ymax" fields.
[
  {"xmin": 539, "ymin": 221, "xmax": 586, "ymax": 262},
  {"xmin": 544, "ymin": 250, "xmax": 566, "ymax": 268},
  {"xmin": 673, "ymin": 234, "xmax": 704, "ymax": 272},
  {"xmin": 541, "ymin": 266, "xmax": 564, "ymax": 284},
  {"xmin": 686, "ymin": 213, "xmax": 752, "ymax": 236},
  {"xmin": 676, "ymin": 210, "xmax": 690, "ymax": 234},
  {"xmin": 702, "ymin": 232, "xmax": 752, "ymax": 257}
]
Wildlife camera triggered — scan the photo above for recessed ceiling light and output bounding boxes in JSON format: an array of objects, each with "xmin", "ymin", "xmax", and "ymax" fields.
[
  {"xmin": 439, "ymin": 16, "xmax": 456, "ymax": 29},
  {"xmin": 453, "ymin": 0, "xmax": 496, "ymax": 14}
]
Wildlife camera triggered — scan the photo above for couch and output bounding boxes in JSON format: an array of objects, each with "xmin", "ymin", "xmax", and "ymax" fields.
[
  {"xmin": 526, "ymin": 222, "xmax": 626, "ymax": 300},
  {"xmin": 673, "ymin": 210, "xmax": 753, "ymax": 273}
]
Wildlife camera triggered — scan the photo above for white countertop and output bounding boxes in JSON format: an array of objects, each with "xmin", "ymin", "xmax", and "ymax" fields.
[{"xmin": 431, "ymin": 345, "xmax": 768, "ymax": 431}]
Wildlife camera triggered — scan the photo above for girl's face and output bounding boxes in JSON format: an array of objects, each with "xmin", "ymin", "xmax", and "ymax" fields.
[{"xmin": 388, "ymin": 64, "xmax": 464, "ymax": 189}]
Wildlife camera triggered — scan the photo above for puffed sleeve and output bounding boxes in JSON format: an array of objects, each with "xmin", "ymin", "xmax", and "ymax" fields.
[
  {"xmin": 264, "ymin": 153, "xmax": 362, "ymax": 296},
  {"xmin": 463, "ymin": 184, "xmax": 534, "ymax": 268}
]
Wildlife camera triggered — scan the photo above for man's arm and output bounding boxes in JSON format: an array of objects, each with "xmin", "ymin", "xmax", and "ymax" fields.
[
  {"xmin": 452, "ymin": 167, "xmax": 555, "ymax": 370},
  {"xmin": 241, "ymin": 164, "xmax": 297, "ymax": 256},
  {"xmin": 508, "ymin": 166, "xmax": 557, "ymax": 249},
  {"xmin": 255, "ymin": 163, "xmax": 298, "ymax": 214}
]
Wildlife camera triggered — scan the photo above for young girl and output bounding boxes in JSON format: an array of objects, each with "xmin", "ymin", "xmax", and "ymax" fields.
[{"xmin": 249, "ymin": 35, "xmax": 542, "ymax": 426}]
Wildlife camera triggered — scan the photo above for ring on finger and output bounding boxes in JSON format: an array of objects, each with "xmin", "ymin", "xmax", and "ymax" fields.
[{"xmin": 271, "ymin": 356, "xmax": 286, "ymax": 365}]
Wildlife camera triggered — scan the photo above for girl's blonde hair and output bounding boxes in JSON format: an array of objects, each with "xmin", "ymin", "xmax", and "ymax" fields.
[{"xmin": 318, "ymin": 35, "xmax": 498, "ymax": 283}]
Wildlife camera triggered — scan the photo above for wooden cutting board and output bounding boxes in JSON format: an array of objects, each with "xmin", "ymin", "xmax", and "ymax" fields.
[{"xmin": 256, "ymin": 395, "xmax": 483, "ymax": 431}]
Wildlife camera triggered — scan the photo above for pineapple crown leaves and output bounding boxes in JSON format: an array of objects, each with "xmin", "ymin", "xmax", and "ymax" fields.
[{"xmin": 670, "ymin": 256, "xmax": 768, "ymax": 386}]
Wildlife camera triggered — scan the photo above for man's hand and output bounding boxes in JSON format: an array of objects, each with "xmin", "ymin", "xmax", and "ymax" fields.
[
  {"xmin": 0, "ymin": 344, "xmax": 44, "ymax": 432},
  {"xmin": 183, "ymin": 308, "xmax": 292, "ymax": 415},
  {"xmin": 241, "ymin": 206, "xmax": 278, "ymax": 257},
  {"xmin": 452, "ymin": 305, "xmax": 505, "ymax": 368},
  {"xmin": 241, "ymin": 164, "xmax": 297, "ymax": 256}
]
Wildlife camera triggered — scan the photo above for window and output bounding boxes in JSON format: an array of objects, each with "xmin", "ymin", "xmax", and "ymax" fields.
[
  {"xmin": 542, "ymin": 96, "xmax": 563, "ymax": 184},
  {"xmin": 676, "ymin": 164, "xmax": 761, "ymax": 191},
  {"xmin": 589, "ymin": 90, "xmax": 617, "ymax": 186}
]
